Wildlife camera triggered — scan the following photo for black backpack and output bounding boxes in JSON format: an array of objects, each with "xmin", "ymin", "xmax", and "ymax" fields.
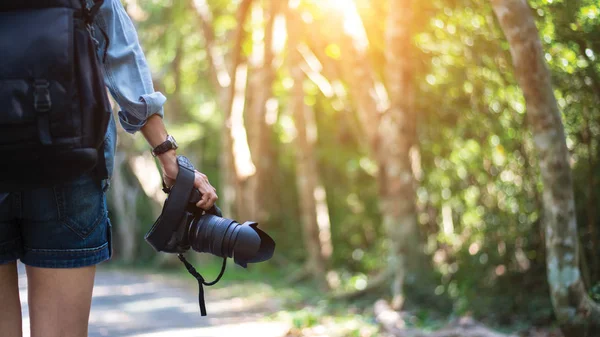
[{"xmin": 0, "ymin": 0, "xmax": 111, "ymax": 192}]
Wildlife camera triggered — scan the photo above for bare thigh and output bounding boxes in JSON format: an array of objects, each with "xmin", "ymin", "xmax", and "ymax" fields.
[
  {"xmin": 0, "ymin": 262, "xmax": 22, "ymax": 337},
  {"xmin": 26, "ymin": 265, "xmax": 96, "ymax": 337}
]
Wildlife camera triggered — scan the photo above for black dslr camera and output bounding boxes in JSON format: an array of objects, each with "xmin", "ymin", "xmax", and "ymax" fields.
[{"xmin": 145, "ymin": 156, "xmax": 275, "ymax": 316}]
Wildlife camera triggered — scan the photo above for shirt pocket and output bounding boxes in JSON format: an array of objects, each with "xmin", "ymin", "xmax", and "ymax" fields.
[{"xmin": 54, "ymin": 175, "xmax": 107, "ymax": 239}]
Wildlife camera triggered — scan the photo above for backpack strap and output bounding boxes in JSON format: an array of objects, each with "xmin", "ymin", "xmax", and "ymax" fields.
[
  {"xmin": 80, "ymin": 0, "xmax": 103, "ymax": 24},
  {"xmin": 79, "ymin": 0, "xmax": 110, "ymax": 63}
]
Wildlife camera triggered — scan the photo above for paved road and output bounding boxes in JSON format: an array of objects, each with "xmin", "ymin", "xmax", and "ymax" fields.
[{"xmin": 17, "ymin": 263, "xmax": 290, "ymax": 337}]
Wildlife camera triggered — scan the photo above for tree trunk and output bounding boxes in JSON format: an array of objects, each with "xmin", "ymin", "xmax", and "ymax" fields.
[
  {"xmin": 287, "ymin": 5, "xmax": 331, "ymax": 290},
  {"xmin": 110, "ymin": 152, "xmax": 139, "ymax": 264},
  {"xmin": 170, "ymin": 35, "xmax": 185, "ymax": 122},
  {"xmin": 245, "ymin": 0, "xmax": 278, "ymax": 223},
  {"xmin": 221, "ymin": 0, "xmax": 254, "ymax": 220},
  {"xmin": 583, "ymin": 107, "xmax": 599, "ymax": 281},
  {"xmin": 105, "ymin": 101, "xmax": 141, "ymax": 264},
  {"xmin": 338, "ymin": 34, "xmax": 383, "ymax": 152},
  {"xmin": 191, "ymin": 0, "xmax": 254, "ymax": 218},
  {"xmin": 490, "ymin": 0, "xmax": 600, "ymax": 335},
  {"xmin": 381, "ymin": 0, "xmax": 425, "ymax": 310},
  {"xmin": 325, "ymin": 0, "xmax": 427, "ymax": 304}
]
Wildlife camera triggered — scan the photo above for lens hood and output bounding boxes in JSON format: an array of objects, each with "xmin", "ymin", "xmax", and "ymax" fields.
[{"xmin": 232, "ymin": 222, "xmax": 276, "ymax": 267}]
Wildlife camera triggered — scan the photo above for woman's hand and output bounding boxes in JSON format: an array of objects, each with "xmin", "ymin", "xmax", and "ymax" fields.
[
  {"xmin": 158, "ymin": 150, "xmax": 218, "ymax": 210},
  {"xmin": 140, "ymin": 115, "xmax": 217, "ymax": 209}
]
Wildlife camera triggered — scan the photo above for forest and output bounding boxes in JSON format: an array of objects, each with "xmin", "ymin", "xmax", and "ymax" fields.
[{"xmin": 105, "ymin": 0, "xmax": 600, "ymax": 336}]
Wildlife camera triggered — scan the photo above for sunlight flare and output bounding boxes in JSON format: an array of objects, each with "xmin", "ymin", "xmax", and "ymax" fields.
[{"xmin": 318, "ymin": 0, "xmax": 369, "ymax": 51}]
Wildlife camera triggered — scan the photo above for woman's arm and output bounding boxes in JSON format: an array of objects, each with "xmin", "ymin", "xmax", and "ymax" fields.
[
  {"xmin": 93, "ymin": 0, "xmax": 166, "ymax": 134},
  {"xmin": 95, "ymin": 0, "xmax": 217, "ymax": 209}
]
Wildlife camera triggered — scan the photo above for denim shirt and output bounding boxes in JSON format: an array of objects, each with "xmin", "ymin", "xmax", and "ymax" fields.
[{"xmin": 93, "ymin": 0, "xmax": 167, "ymax": 178}]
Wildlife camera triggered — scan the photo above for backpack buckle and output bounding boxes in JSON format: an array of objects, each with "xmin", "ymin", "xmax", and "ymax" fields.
[{"xmin": 33, "ymin": 79, "xmax": 51, "ymax": 113}]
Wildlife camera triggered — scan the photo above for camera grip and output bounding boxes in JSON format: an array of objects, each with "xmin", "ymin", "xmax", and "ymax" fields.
[{"xmin": 189, "ymin": 189, "xmax": 223, "ymax": 217}]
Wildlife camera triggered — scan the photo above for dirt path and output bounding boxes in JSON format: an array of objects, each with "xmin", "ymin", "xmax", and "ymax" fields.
[{"xmin": 17, "ymin": 263, "xmax": 291, "ymax": 337}]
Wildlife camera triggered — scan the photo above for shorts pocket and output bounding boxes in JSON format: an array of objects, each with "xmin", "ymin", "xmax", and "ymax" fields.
[{"xmin": 54, "ymin": 175, "xmax": 106, "ymax": 239}]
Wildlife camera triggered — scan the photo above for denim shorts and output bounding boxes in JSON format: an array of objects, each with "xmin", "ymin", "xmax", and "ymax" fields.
[{"xmin": 0, "ymin": 175, "xmax": 112, "ymax": 268}]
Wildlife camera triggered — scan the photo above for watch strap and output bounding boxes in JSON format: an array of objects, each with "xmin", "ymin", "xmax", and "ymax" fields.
[{"xmin": 152, "ymin": 135, "xmax": 177, "ymax": 157}]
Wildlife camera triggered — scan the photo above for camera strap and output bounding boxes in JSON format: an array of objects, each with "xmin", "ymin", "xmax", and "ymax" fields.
[
  {"xmin": 177, "ymin": 253, "xmax": 227, "ymax": 316},
  {"xmin": 151, "ymin": 156, "xmax": 229, "ymax": 316}
]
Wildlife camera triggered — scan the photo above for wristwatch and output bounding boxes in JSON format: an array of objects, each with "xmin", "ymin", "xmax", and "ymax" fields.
[{"xmin": 152, "ymin": 135, "xmax": 178, "ymax": 157}]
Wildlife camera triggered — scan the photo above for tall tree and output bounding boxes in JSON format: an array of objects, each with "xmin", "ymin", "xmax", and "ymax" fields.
[
  {"xmin": 245, "ymin": 0, "xmax": 279, "ymax": 223},
  {"xmin": 332, "ymin": 0, "xmax": 425, "ymax": 308},
  {"xmin": 191, "ymin": 0, "xmax": 255, "ymax": 218},
  {"xmin": 110, "ymin": 148, "xmax": 140, "ymax": 264},
  {"xmin": 286, "ymin": 2, "xmax": 332, "ymax": 289},
  {"xmin": 490, "ymin": 0, "xmax": 600, "ymax": 335},
  {"xmin": 381, "ymin": 0, "xmax": 425, "ymax": 309}
]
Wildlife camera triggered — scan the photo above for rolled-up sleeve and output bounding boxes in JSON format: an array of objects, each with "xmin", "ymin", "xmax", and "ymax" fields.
[{"xmin": 93, "ymin": 0, "xmax": 166, "ymax": 133}]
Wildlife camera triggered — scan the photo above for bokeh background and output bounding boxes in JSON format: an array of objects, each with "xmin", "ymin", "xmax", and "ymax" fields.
[{"xmin": 103, "ymin": 0, "xmax": 600, "ymax": 335}]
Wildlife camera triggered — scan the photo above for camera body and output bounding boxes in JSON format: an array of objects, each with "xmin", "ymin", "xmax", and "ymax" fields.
[{"xmin": 145, "ymin": 156, "xmax": 275, "ymax": 268}]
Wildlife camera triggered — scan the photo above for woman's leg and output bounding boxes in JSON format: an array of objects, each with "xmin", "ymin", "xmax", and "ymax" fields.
[
  {"xmin": 26, "ymin": 265, "xmax": 96, "ymax": 337},
  {"xmin": 19, "ymin": 175, "xmax": 111, "ymax": 337},
  {"xmin": 0, "ymin": 262, "xmax": 22, "ymax": 337}
]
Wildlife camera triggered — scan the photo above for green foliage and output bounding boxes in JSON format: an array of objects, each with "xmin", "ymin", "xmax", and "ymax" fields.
[{"xmin": 109, "ymin": 0, "xmax": 600, "ymax": 330}]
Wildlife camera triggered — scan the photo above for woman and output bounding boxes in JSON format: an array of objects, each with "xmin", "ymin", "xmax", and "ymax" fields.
[{"xmin": 0, "ymin": 1, "xmax": 218, "ymax": 336}]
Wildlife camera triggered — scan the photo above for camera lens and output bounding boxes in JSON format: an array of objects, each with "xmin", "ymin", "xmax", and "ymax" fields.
[{"xmin": 187, "ymin": 214, "xmax": 275, "ymax": 268}]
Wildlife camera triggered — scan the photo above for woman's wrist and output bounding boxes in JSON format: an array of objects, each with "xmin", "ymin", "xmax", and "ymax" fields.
[
  {"xmin": 157, "ymin": 149, "xmax": 178, "ymax": 178},
  {"xmin": 139, "ymin": 115, "xmax": 179, "ymax": 180}
]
